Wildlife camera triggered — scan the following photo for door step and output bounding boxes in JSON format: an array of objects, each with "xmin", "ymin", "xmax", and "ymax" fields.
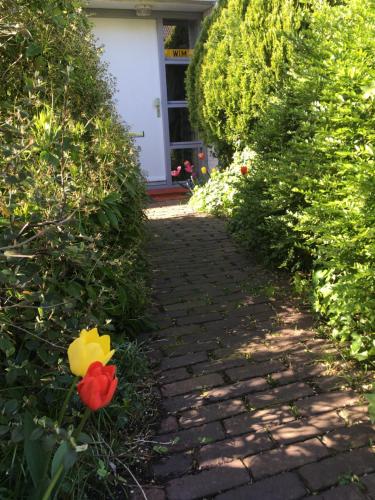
[{"xmin": 147, "ymin": 186, "xmax": 189, "ymax": 202}]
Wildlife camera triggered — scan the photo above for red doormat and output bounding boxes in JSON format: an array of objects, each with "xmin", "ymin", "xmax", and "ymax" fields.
[{"xmin": 147, "ymin": 186, "xmax": 189, "ymax": 202}]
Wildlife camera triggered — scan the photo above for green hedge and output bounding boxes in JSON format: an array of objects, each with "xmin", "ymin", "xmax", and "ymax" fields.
[
  {"xmin": 0, "ymin": 0, "xmax": 151, "ymax": 497},
  {"xmin": 189, "ymin": 0, "xmax": 375, "ymax": 363},
  {"xmin": 187, "ymin": 0, "xmax": 304, "ymax": 160}
]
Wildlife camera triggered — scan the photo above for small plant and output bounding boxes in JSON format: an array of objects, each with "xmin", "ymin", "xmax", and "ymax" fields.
[
  {"xmin": 198, "ymin": 436, "xmax": 214, "ymax": 445},
  {"xmin": 365, "ymin": 388, "xmax": 375, "ymax": 423},
  {"xmin": 289, "ymin": 404, "xmax": 301, "ymax": 419},
  {"xmin": 266, "ymin": 374, "xmax": 278, "ymax": 388}
]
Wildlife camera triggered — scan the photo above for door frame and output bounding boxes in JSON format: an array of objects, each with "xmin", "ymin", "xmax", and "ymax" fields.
[{"xmin": 156, "ymin": 16, "xmax": 206, "ymax": 188}]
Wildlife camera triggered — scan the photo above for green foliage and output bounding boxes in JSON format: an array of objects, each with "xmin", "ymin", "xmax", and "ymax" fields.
[
  {"xmin": 190, "ymin": 149, "xmax": 255, "ymax": 216},
  {"xmin": 366, "ymin": 390, "xmax": 375, "ymax": 423},
  {"xmin": 187, "ymin": 0, "xmax": 304, "ymax": 159},
  {"xmin": 0, "ymin": 0, "xmax": 152, "ymax": 497},
  {"xmin": 189, "ymin": 0, "xmax": 375, "ymax": 363}
]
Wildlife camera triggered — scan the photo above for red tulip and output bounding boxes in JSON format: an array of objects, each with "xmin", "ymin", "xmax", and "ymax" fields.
[
  {"xmin": 241, "ymin": 165, "xmax": 248, "ymax": 175},
  {"xmin": 171, "ymin": 166, "xmax": 182, "ymax": 177},
  {"xmin": 77, "ymin": 361, "xmax": 118, "ymax": 411},
  {"xmin": 198, "ymin": 152, "xmax": 205, "ymax": 161}
]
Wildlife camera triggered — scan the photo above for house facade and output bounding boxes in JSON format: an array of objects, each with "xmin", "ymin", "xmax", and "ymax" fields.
[{"xmin": 86, "ymin": 0, "xmax": 216, "ymax": 187}]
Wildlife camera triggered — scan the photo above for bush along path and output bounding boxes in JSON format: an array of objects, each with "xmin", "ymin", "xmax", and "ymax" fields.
[{"xmin": 136, "ymin": 201, "xmax": 375, "ymax": 500}]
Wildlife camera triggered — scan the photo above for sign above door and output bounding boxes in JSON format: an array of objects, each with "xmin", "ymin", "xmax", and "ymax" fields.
[{"xmin": 164, "ymin": 48, "xmax": 194, "ymax": 58}]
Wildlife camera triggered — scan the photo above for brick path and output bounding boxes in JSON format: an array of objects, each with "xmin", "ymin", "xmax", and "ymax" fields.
[{"xmin": 138, "ymin": 201, "xmax": 375, "ymax": 500}]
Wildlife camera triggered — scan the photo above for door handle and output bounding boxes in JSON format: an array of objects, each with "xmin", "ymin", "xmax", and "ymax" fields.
[{"xmin": 153, "ymin": 97, "xmax": 161, "ymax": 118}]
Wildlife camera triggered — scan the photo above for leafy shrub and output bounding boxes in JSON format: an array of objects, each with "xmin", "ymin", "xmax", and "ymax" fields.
[
  {"xmin": 190, "ymin": 148, "xmax": 255, "ymax": 216},
  {"xmin": 0, "ymin": 0, "xmax": 152, "ymax": 497},
  {"xmin": 189, "ymin": 0, "xmax": 375, "ymax": 363}
]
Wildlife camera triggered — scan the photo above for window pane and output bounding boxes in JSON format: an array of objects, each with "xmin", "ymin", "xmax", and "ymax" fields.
[
  {"xmin": 166, "ymin": 65, "xmax": 187, "ymax": 101},
  {"xmin": 170, "ymin": 148, "xmax": 198, "ymax": 182},
  {"xmin": 168, "ymin": 107, "xmax": 196, "ymax": 143},
  {"xmin": 163, "ymin": 21, "xmax": 191, "ymax": 49}
]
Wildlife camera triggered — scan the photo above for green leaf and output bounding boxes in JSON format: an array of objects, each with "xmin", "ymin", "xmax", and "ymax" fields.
[
  {"xmin": 24, "ymin": 412, "xmax": 49, "ymax": 487},
  {"xmin": 77, "ymin": 432, "xmax": 93, "ymax": 444},
  {"xmin": 63, "ymin": 448, "xmax": 78, "ymax": 470},
  {"xmin": 42, "ymin": 434, "xmax": 57, "ymax": 452},
  {"xmin": 152, "ymin": 445, "xmax": 168, "ymax": 454},
  {"xmin": 365, "ymin": 393, "xmax": 375, "ymax": 423},
  {"xmin": 51, "ymin": 441, "xmax": 77, "ymax": 477},
  {"xmin": 51, "ymin": 441, "xmax": 69, "ymax": 478},
  {"xmin": 105, "ymin": 209, "xmax": 119, "ymax": 230},
  {"xmin": 0, "ymin": 337, "xmax": 15, "ymax": 357},
  {"xmin": 26, "ymin": 42, "xmax": 42, "ymax": 58},
  {"xmin": 0, "ymin": 425, "xmax": 9, "ymax": 436},
  {"xmin": 30, "ymin": 427, "xmax": 44, "ymax": 441},
  {"xmin": 40, "ymin": 151, "xmax": 60, "ymax": 167},
  {"xmin": 97, "ymin": 211, "xmax": 108, "ymax": 227}
]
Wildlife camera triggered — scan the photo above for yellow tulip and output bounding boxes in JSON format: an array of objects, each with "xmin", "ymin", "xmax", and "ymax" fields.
[
  {"xmin": 68, "ymin": 327, "xmax": 115, "ymax": 377},
  {"xmin": 211, "ymin": 168, "xmax": 217, "ymax": 174},
  {"xmin": 201, "ymin": 166, "xmax": 207, "ymax": 174}
]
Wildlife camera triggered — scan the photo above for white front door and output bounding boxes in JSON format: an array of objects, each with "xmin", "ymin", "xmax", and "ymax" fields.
[{"xmin": 92, "ymin": 17, "xmax": 167, "ymax": 183}]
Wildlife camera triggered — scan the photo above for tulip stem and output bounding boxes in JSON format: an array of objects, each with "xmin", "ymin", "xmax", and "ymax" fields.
[
  {"xmin": 41, "ymin": 464, "xmax": 63, "ymax": 500},
  {"xmin": 74, "ymin": 407, "xmax": 92, "ymax": 438},
  {"xmin": 58, "ymin": 376, "xmax": 78, "ymax": 427}
]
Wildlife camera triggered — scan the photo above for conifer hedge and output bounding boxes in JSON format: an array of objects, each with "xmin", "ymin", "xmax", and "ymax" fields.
[
  {"xmin": 189, "ymin": 0, "xmax": 375, "ymax": 362},
  {"xmin": 0, "ymin": 0, "xmax": 151, "ymax": 496},
  {"xmin": 187, "ymin": 0, "xmax": 304, "ymax": 160}
]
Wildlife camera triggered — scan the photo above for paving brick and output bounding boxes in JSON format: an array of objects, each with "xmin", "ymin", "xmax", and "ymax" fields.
[
  {"xmin": 322, "ymin": 423, "xmax": 375, "ymax": 451},
  {"xmin": 155, "ymin": 421, "xmax": 225, "ymax": 453},
  {"xmin": 162, "ymin": 392, "xmax": 204, "ymax": 413},
  {"xmin": 270, "ymin": 363, "xmax": 326, "ymax": 387},
  {"xmin": 224, "ymin": 405, "xmax": 295, "ymax": 435},
  {"xmin": 304, "ymin": 484, "xmax": 366, "ymax": 500},
  {"xmin": 199, "ymin": 430, "xmax": 273, "ymax": 468},
  {"xmin": 295, "ymin": 391, "xmax": 360, "ymax": 416},
  {"xmin": 166, "ymin": 459, "xmax": 250, "ymax": 500},
  {"xmin": 166, "ymin": 339, "xmax": 221, "ymax": 357},
  {"xmin": 158, "ymin": 416, "xmax": 178, "ymax": 434},
  {"xmin": 203, "ymin": 377, "xmax": 269, "ymax": 403},
  {"xmin": 244, "ymin": 438, "xmax": 330, "ymax": 479},
  {"xmin": 161, "ymin": 373, "xmax": 224, "ymax": 397},
  {"xmin": 178, "ymin": 311, "xmax": 223, "ymax": 326},
  {"xmin": 316, "ymin": 375, "xmax": 349, "ymax": 392},
  {"xmin": 264, "ymin": 328, "xmax": 315, "ymax": 343},
  {"xmin": 226, "ymin": 359, "xmax": 285, "ymax": 382},
  {"xmin": 159, "ymin": 367, "xmax": 189, "ymax": 385},
  {"xmin": 267, "ymin": 409, "xmax": 343, "ymax": 444},
  {"xmin": 246, "ymin": 382, "xmax": 314, "ymax": 409},
  {"xmin": 179, "ymin": 398, "xmax": 246, "ymax": 429},
  {"xmin": 160, "ymin": 351, "xmax": 207, "ymax": 371},
  {"xmin": 215, "ymin": 472, "xmax": 307, "ymax": 500},
  {"xmin": 271, "ymin": 419, "xmax": 323, "ymax": 445},
  {"xmin": 337, "ymin": 405, "xmax": 371, "ymax": 425},
  {"xmin": 156, "ymin": 324, "xmax": 202, "ymax": 338},
  {"xmin": 152, "ymin": 453, "xmax": 192, "ymax": 479},
  {"xmin": 147, "ymin": 349, "xmax": 164, "ymax": 366},
  {"xmin": 287, "ymin": 350, "xmax": 330, "ymax": 365},
  {"xmin": 298, "ymin": 447, "xmax": 375, "ymax": 492},
  {"xmin": 131, "ymin": 487, "xmax": 165, "ymax": 500},
  {"xmin": 192, "ymin": 358, "xmax": 249, "ymax": 375},
  {"xmin": 362, "ymin": 473, "xmax": 375, "ymax": 496}
]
